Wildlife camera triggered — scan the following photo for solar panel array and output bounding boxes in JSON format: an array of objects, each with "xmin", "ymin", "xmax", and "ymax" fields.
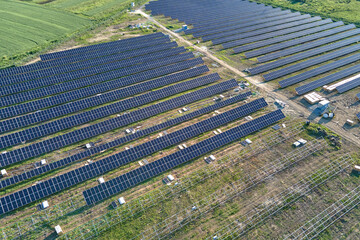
[
  {"xmin": 0, "ymin": 33, "xmax": 167, "ymax": 78},
  {"xmin": 0, "ymin": 77, "xmax": 238, "ymax": 168},
  {"xmin": 336, "ymin": 78, "xmax": 360, "ymax": 93},
  {"xmin": 0, "ymin": 92, "xmax": 252, "ymax": 189},
  {"xmin": 146, "ymin": 0, "xmax": 360, "ymax": 94},
  {"xmin": 83, "ymin": 109, "xmax": 286, "ymax": 205},
  {"xmin": 0, "ymin": 97, "xmax": 269, "ymax": 214}
]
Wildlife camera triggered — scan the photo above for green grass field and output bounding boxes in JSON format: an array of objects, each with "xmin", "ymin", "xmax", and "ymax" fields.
[{"xmin": 0, "ymin": 0, "xmax": 90, "ymax": 57}]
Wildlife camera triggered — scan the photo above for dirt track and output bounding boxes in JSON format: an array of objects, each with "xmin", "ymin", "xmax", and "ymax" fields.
[{"xmin": 134, "ymin": 9, "xmax": 360, "ymax": 148}]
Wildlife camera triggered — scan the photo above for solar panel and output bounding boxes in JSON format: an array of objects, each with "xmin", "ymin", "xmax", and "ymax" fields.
[
  {"xmin": 236, "ymin": 21, "xmax": 347, "ymax": 54},
  {"xmin": 336, "ymin": 78, "xmax": 360, "ymax": 93},
  {"xmin": 279, "ymin": 53, "xmax": 360, "ymax": 88},
  {"xmin": 295, "ymin": 65, "xmax": 360, "ymax": 95},
  {"xmin": 0, "ymin": 80, "xmax": 238, "ymax": 168},
  {"xmin": 357, "ymin": 112, "xmax": 360, "ymax": 121},
  {"xmin": 243, "ymin": 25, "xmax": 352, "ymax": 58},
  {"xmin": 190, "ymin": 8, "xmax": 281, "ymax": 27},
  {"xmin": 40, "ymin": 32, "xmax": 166, "ymax": 61},
  {"xmin": 0, "ymin": 36, "xmax": 171, "ymax": 79},
  {"xmin": 263, "ymin": 45, "xmax": 360, "ymax": 81},
  {"xmin": 1, "ymin": 60, "xmax": 206, "ymax": 133},
  {"xmin": 193, "ymin": 12, "xmax": 300, "ymax": 38},
  {"xmin": 82, "ymin": 109, "xmax": 286, "ymax": 205},
  {"xmin": 185, "ymin": 10, "xmax": 290, "ymax": 35},
  {"xmin": 0, "ymin": 97, "xmax": 268, "ymax": 214},
  {"xmin": 202, "ymin": 14, "xmax": 311, "ymax": 41},
  {"xmin": 0, "ymin": 92, "xmax": 252, "ymax": 189},
  {"xmin": 1, "ymin": 50, "xmax": 192, "ymax": 117},
  {"xmin": 1, "ymin": 41, "xmax": 178, "ymax": 90},
  {"xmin": 212, "ymin": 17, "xmax": 322, "ymax": 45},
  {"xmin": 0, "ymin": 72, "xmax": 220, "ymax": 150},
  {"xmin": 357, "ymin": 92, "xmax": 360, "ymax": 100},
  {"xmin": 257, "ymin": 27, "xmax": 359, "ymax": 63},
  {"xmin": 222, "ymin": 19, "xmax": 336, "ymax": 49},
  {"xmin": 248, "ymin": 36, "xmax": 360, "ymax": 75}
]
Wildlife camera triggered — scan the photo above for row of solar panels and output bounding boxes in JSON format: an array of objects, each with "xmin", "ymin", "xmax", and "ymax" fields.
[
  {"xmin": 83, "ymin": 109, "xmax": 285, "ymax": 205},
  {"xmin": 0, "ymin": 97, "xmax": 284, "ymax": 214},
  {"xmin": 0, "ymin": 92, "xmax": 252, "ymax": 190},
  {"xmin": 0, "ymin": 33, "xmax": 167, "ymax": 78},
  {"xmin": 146, "ymin": 0, "xmax": 360, "ymax": 94},
  {"xmin": 1, "ymin": 59, "xmax": 205, "ymax": 133},
  {"xmin": 0, "ymin": 77, "xmax": 236, "ymax": 168}
]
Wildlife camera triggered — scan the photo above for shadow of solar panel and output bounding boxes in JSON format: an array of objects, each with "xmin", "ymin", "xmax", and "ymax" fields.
[
  {"xmin": 222, "ymin": 19, "xmax": 335, "ymax": 49},
  {"xmin": 202, "ymin": 14, "xmax": 311, "ymax": 41},
  {"xmin": 193, "ymin": 12, "xmax": 299, "ymax": 38},
  {"xmin": 0, "ymin": 92, "xmax": 252, "ymax": 189},
  {"xmin": 243, "ymin": 25, "xmax": 353, "ymax": 58},
  {"xmin": 1, "ymin": 60, "xmax": 206, "ymax": 132},
  {"xmin": 0, "ymin": 72, "xmax": 221, "ymax": 149},
  {"xmin": 212, "ymin": 17, "xmax": 321, "ymax": 45},
  {"xmin": 257, "ymin": 27, "xmax": 359, "ymax": 63},
  {"xmin": 1, "ymin": 50, "xmax": 192, "ymax": 117},
  {"xmin": 0, "ymin": 94, "xmax": 265, "ymax": 215},
  {"xmin": 40, "ymin": 33, "xmax": 166, "ymax": 61},
  {"xmin": 82, "ymin": 109, "xmax": 286, "ymax": 205},
  {"xmin": 263, "ymin": 44, "xmax": 360, "ymax": 81},
  {"xmin": 0, "ymin": 80, "xmax": 238, "ymax": 168},
  {"xmin": 279, "ymin": 53, "xmax": 360, "ymax": 88},
  {"xmin": 295, "ymin": 65, "xmax": 360, "ymax": 95},
  {"xmin": 248, "ymin": 36, "xmax": 360, "ymax": 75},
  {"xmin": 336, "ymin": 78, "xmax": 360, "ymax": 93}
]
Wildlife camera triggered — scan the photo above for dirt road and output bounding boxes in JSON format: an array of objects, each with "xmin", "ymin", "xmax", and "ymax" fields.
[{"xmin": 134, "ymin": 9, "xmax": 360, "ymax": 147}]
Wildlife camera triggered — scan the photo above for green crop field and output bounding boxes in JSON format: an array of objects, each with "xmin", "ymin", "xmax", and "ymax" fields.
[{"xmin": 0, "ymin": 0, "xmax": 91, "ymax": 58}]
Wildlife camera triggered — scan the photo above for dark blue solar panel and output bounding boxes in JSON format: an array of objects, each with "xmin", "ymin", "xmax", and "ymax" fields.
[
  {"xmin": 185, "ymin": 10, "xmax": 290, "ymax": 35},
  {"xmin": 263, "ymin": 45, "xmax": 360, "ymax": 81},
  {"xmin": 0, "ymin": 72, "xmax": 220, "ymax": 149},
  {"xmin": 0, "ymin": 95, "xmax": 266, "ymax": 214},
  {"xmin": 279, "ymin": 53, "xmax": 360, "ymax": 88},
  {"xmin": 1, "ymin": 50, "xmax": 191, "ymax": 117},
  {"xmin": 1, "ymin": 39, "xmax": 175, "ymax": 88},
  {"xmin": 0, "ymin": 92, "xmax": 252, "ymax": 189},
  {"xmin": 202, "ymin": 14, "xmax": 311, "ymax": 41},
  {"xmin": 295, "ymin": 65, "xmax": 360, "ymax": 95},
  {"xmin": 222, "ymin": 19, "xmax": 336, "ymax": 49},
  {"xmin": 257, "ymin": 27, "xmax": 360, "ymax": 63},
  {"xmin": 82, "ymin": 109, "xmax": 286, "ymax": 205},
  {"xmin": 40, "ymin": 33, "xmax": 166, "ymax": 61},
  {"xmin": 357, "ymin": 112, "xmax": 360, "ymax": 121},
  {"xmin": 243, "ymin": 25, "xmax": 354, "ymax": 58},
  {"xmin": 248, "ymin": 36, "xmax": 360, "ymax": 75},
  {"xmin": 0, "ymin": 80, "xmax": 238, "ymax": 168},
  {"xmin": 212, "ymin": 17, "xmax": 322, "ymax": 45},
  {"xmin": 1, "ymin": 60, "xmax": 206, "ymax": 133},
  {"xmin": 193, "ymin": 12, "xmax": 300, "ymax": 38},
  {"xmin": 336, "ymin": 78, "xmax": 360, "ymax": 93}
]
